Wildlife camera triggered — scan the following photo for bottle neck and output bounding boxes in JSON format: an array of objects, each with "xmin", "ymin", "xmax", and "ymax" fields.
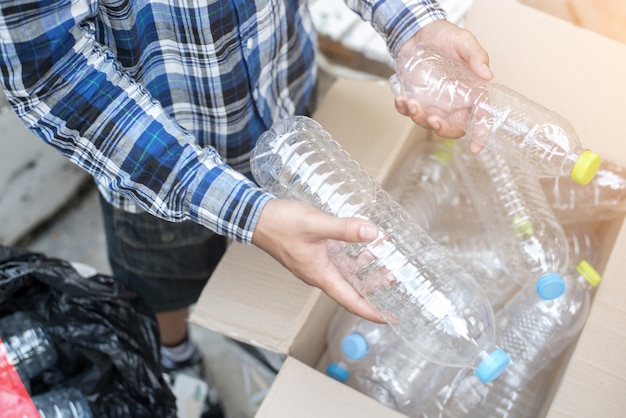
[
  {"xmin": 562, "ymin": 147, "xmax": 585, "ymax": 177},
  {"xmin": 575, "ymin": 272, "xmax": 597, "ymax": 293}
]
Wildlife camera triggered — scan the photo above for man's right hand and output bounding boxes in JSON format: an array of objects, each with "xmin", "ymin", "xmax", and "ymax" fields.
[{"xmin": 251, "ymin": 198, "xmax": 387, "ymax": 324}]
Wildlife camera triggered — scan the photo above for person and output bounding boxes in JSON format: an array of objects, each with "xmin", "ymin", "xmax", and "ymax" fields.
[{"xmin": 0, "ymin": 0, "xmax": 492, "ymax": 415}]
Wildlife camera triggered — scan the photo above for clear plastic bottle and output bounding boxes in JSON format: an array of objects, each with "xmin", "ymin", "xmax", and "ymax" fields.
[
  {"xmin": 324, "ymin": 307, "xmax": 389, "ymax": 385},
  {"xmin": 454, "ymin": 144, "xmax": 569, "ymax": 299},
  {"xmin": 347, "ymin": 325, "xmax": 443, "ymax": 414},
  {"xmin": 0, "ymin": 311, "xmax": 58, "ymax": 381},
  {"xmin": 251, "ymin": 116, "xmax": 510, "ymax": 382},
  {"xmin": 326, "ymin": 309, "xmax": 444, "ymax": 415},
  {"xmin": 386, "ymin": 138, "xmax": 461, "ymax": 230},
  {"xmin": 415, "ymin": 260, "xmax": 601, "ymax": 417},
  {"xmin": 563, "ymin": 222, "xmax": 602, "ymax": 267},
  {"xmin": 429, "ymin": 223, "xmax": 520, "ymax": 311},
  {"xmin": 414, "ymin": 361, "xmax": 556, "ymax": 418},
  {"xmin": 32, "ymin": 387, "xmax": 93, "ymax": 418},
  {"xmin": 540, "ymin": 158, "xmax": 626, "ymax": 223},
  {"xmin": 390, "ymin": 43, "xmax": 601, "ymax": 185},
  {"xmin": 494, "ymin": 259, "xmax": 601, "ymax": 387}
]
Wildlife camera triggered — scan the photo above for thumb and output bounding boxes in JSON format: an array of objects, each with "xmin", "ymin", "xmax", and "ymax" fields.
[
  {"xmin": 319, "ymin": 215, "xmax": 379, "ymax": 244},
  {"xmin": 455, "ymin": 34, "xmax": 493, "ymax": 81}
]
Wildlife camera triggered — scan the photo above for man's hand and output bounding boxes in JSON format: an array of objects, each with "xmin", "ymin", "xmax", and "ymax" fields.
[
  {"xmin": 252, "ymin": 199, "xmax": 386, "ymax": 323},
  {"xmin": 394, "ymin": 20, "xmax": 493, "ymax": 152}
]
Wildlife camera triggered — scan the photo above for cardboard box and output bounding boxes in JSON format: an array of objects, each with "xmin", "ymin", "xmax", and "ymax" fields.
[
  {"xmin": 519, "ymin": 0, "xmax": 626, "ymax": 44},
  {"xmin": 190, "ymin": 0, "xmax": 626, "ymax": 416}
]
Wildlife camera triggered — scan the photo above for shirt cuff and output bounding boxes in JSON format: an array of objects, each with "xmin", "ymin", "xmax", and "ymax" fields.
[{"xmin": 187, "ymin": 160, "xmax": 274, "ymax": 244}]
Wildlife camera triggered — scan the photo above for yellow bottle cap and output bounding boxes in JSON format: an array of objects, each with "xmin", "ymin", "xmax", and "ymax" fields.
[
  {"xmin": 511, "ymin": 216, "xmax": 534, "ymax": 240},
  {"xmin": 576, "ymin": 260, "xmax": 602, "ymax": 287},
  {"xmin": 571, "ymin": 150, "xmax": 601, "ymax": 185},
  {"xmin": 434, "ymin": 139, "xmax": 456, "ymax": 165}
]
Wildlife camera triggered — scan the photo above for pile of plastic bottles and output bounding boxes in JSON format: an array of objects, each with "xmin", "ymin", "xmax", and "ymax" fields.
[{"xmin": 249, "ymin": 43, "xmax": 625, "ymax": 416}]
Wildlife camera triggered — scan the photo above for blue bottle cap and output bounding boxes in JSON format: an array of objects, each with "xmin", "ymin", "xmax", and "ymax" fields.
[
  {"xmin": 325, "ymin": 362, "xmax": 350, "ymax": 383},
  {"xmin": 341, "ymin": 333, "xmax": 370, "ymax": 360},
  {"xmin": 536, "ymin": 272, "xmax": 566, "ymax": 300},
  {"xmin": 475, "ymin": 348, "xmax": 510, "ymax": 383}
]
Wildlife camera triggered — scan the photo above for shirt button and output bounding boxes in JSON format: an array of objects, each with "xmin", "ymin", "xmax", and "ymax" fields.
[{"xmin": 247, "ymin": 38, "xmax": 254, "ymax": 50}]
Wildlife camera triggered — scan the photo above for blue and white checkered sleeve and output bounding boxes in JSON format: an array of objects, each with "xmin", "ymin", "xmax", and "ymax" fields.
[
  {"xmin": 0, "ymin": 1, "xmax": 271, "ymax": 244},
  {"xmin": 344, "ymin": 0, "xmax": 448, "ymax": 57}
]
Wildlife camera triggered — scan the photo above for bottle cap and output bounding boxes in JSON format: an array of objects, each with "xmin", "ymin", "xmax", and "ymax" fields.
[
  {"xmin": 434, "ymin": 139, "xmax": 456, "ymax": 165},
  {"xmin": 341, "ymin": 333, "xmax": 370, "ymax": 360},
  {"xmin": 572, "ymin": 150, "xmax": 601, "ymax": 185},
  {"xmin": 325, "ymin": 362, "xmax": 350, "ymax": 383},
  {"xmin": 535, "ymin": 272, "xmax": 566, "ymax": 300},
  {"xmin": 576, "ymin": 260, "xmax": 602, "ymax": 287},
  {"xmin": 475, "ymin": 348, "xmax": 510, "ymax": 383},
  {"xmin": 511, "ymin": 216, "xmax": 534, "ymax": 240}
]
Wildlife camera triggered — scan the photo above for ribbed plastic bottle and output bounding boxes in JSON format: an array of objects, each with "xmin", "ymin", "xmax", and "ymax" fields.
[
  {"xmin": 346, "ymin": 323, "xmax": 443, "ymax": 414},
  {"xmin": 540, "ymin": 158, "xmax": 626, "ymax": 223},
  {"xmin": 390, "ymin": 43, "xmax": 601, "ymax": 185},
  {"xmin": 454, "ymin": 144, "xmax": 569, "ymax": 298},
  {"xmin": 325, "ymin": 307, "xmax": 389, "ymax": 385},
  {"xmin": 415, "ymin": 260, "xmax": 602, "ymax": 417},
  {"xmin": 493, "ymin": 259, "xmax": 601, "ymax": 387},
  {"xmin": 386, "ymin": 138, "xmax": 461, "ymax": 230},
  {"xmin": 0, "ymin": 311, "xmax": 58, "ymax": 382},
  {"xmin": 429, "ymin": 223, "xmax": 520, "ymax": 311},
  {"xmin": 32, "ymin": 387, "xmax": 93, "ymax": 418},
  {"xmin": 413, "ymin": 360, "xmax": 556, "ymax": 418},
  {"xmin": 563, "ymin": 222, "xmax": 601, "ymax": 267},
  {"xmin": 325, "ymin": 309, "xmax": 443, "ymax": 414},
  {"xmin": 251, "ymin": 116, "xmax": 510, "ymax": 382}
]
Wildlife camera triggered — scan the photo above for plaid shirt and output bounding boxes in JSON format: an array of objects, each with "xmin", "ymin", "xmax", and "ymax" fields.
[{"xmin": 0, "ymin": 0, "xmax": 445, "ymax": 244}]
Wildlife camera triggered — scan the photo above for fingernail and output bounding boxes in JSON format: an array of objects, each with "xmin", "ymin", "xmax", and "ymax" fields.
[
  {"xmin": 482, "ymin": 64, "xmax": 493, "ymax": 78},
  {"xmin": 408, "ymin": 104, "xmax": 417, "ymax": 115},
  {"xmin": 360, "ymin": 225, "xmax": 378, "ymax": 241},
  {"xmin": 429, "ymin": 120, "xmax": 440, "ymax": 130},
  {"xmin": 470, "ymin": 141, "xmax": 482, "ymax": 154}
]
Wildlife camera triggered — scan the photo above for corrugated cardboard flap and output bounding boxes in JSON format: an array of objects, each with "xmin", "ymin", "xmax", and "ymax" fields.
[{"xmin": 256, "ymin": 357, "xmax": 406, "ymax": 418}]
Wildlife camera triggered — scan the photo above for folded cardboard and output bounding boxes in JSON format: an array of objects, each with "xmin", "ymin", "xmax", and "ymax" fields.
[{"xmin": 190, "ymin": 0, "xmax": 626, "ymax": 416}]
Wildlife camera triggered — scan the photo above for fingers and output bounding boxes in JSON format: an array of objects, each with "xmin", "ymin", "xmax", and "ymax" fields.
[
  {"xmin": 319, "ymin": 268, "xmax": 387, "ymax": 323},
  {"xmin": 318, "ymin": 213, "xmax": 379, "ymax": 244},
  {"xmin": 469, "ymin": 140, "xmax": 484, "ymax": 154},
  {"xmin": 453, "ymin": 30, "xmax": 493, "ymax": 81},
  {"xmin": 427, "ymin": 115, "xmax": 466, "ymax": 139},
  {"xmin": 395, "ymin": 97, "xmax": 467, "ymax": 139},
  {"xmin": 463, "ymin": 46, "xmax": 493, "ymax": 81}
]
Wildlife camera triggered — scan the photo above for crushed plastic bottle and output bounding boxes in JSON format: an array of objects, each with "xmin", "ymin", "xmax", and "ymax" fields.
[
  {"xmin": 251, "ymin": 116, "xmax": 510, "ymax": 382},
  {"xmin": 390, "ymin": 43, "xmax": 601, "ymax": 185},
  {"xmin": 454, "ymin": 144, "xmax": 569, "ymax": 298}
]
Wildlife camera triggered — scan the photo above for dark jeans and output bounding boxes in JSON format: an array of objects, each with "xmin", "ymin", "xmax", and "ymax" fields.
[{"xmin": 99, "ymin": 193, "xmax": 227, "ymax": 313}]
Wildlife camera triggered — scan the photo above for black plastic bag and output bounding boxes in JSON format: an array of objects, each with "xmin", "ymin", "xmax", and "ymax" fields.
[{"xmin": 0, "ymin": 245, "xmax": 177, "ymax": 417}]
